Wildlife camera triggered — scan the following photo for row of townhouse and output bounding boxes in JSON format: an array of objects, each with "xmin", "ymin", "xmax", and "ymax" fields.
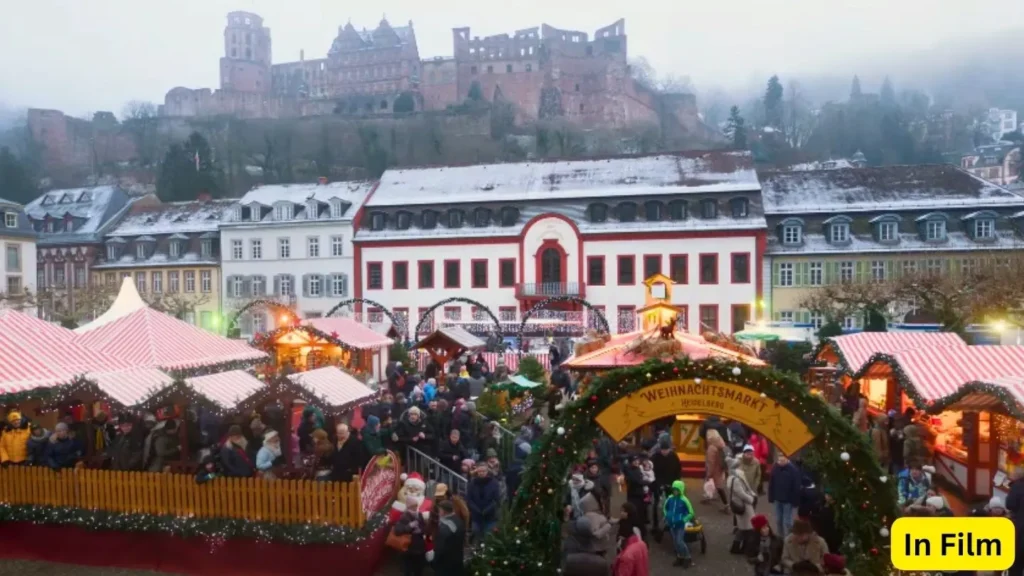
[{"xmin": 12, "ymin": 150, "xmax": 1024, "ymax": 338}]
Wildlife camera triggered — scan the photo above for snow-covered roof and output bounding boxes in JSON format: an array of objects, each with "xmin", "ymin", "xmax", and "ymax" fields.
[
  {"xmin": 785, "ymin": 159, "xmax": 855, "ymax": 171},
  {"xmin": 354, "ymin": 199, "xmax": 765, "ymax": 242},
  {"xmin": 761, "ymin": 165, "xmax": 1024, "ymax": 215},
  {"xmin": 767, "ymin": 230, "xmax": 1024, "ymax": 256},
  {"xmin": 368, "ymin": 151, "xmax": 760, "ymax": 207},
  {"xmin": 25, "ymin": 186, "xmax": 134, "ymax": 245},
  {"xmin": 106, "ymin": 199, "xmax": 235, "ymax": 237},
  {"xmin": 226, "ymin": 181, "xmax": 375, "ymax": 225}
]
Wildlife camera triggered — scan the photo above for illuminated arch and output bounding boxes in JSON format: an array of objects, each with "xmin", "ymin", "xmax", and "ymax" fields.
[
  {"xmin": 414, "ymin": 297, "xmax": 503, "ymax": 350},
  {"xmin": 226, "ymin": 298, "xmax": 297, "ymax": 337},
  {"xmin": 325, "ymin": 298, "xmax": 407, "ymax": 338},
  {"xmin": 517, "ymin": 295, "xmax": 610, "ymax": 351}
]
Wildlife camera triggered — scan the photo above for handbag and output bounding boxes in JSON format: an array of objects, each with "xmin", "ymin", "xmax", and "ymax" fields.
[
  {"xmin": 385, "ymin": 529, "xmax": 411, "ymax": 552},
  {"xmin": 729, "ymin": 477, "xmax": 746, "ymax": 515},
  {"xmin": 702, "ymin": 478, "xmax": 716, "ymax": 500}
]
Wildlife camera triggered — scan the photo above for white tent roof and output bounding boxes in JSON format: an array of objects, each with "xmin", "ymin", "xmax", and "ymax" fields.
[{"xmin": 75, "ymin": 277, "xmax": 147, "ymax": 333}]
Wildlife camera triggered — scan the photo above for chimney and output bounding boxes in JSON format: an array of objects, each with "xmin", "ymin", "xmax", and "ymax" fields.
[
  {"xmin": 318, "ymin": 176, "xmax": 328, "ymax": 185},
  {"xmin": 197, "ymin": 191, "xmax": 212, "ymax": 202},
  {"xmin": 300, "ymin": 49, "xmax": 305, "ymax": 62}
]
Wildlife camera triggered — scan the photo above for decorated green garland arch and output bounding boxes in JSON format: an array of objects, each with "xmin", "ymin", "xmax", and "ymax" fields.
[{"xmin": 471, "ymin": 357, "xmax": 898, "ymax": 576}]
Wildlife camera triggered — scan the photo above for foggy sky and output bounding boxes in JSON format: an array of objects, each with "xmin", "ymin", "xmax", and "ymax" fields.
[{"xmin": 1, "ymin": 0, "xmax": 1022, "ymax": 116}]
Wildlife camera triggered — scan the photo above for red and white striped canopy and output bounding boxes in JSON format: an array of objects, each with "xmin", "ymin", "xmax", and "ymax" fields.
[
  {"xmin": 0, "ymin": 310, "xmax": 136, "ymax": 394},
  {"xmin": 287, "ymin": 366, "xmax": 377, "ymax": 409},
  {"xmin": 884, "ymin": 345, "xmax": 1024, "ymax": 405},
  {"xmin": 303, "ymin": 317, "xmax": 393, "ymax": 350},
  {"xmin": 185, "ymin": 370, "xmax": 265, "ymax": 409},
  {"xmin": 415, "ymin": 351, "xmax": 551, "ymax": 373},
  {"xmin": 74, "ymin": 307, "xmax": 267, "ymax": 371},
  {"xmin": 825, "ymin": 332, "xmax": 967, "ymax": 373},
  {"xmin": 89, "ymin": 368, "xmax": 174, "ymax": 406}
]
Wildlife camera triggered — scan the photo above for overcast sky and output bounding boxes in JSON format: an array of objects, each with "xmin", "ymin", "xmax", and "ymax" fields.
[{"xmin": 1, "ymin": 0, "xmax": 1022, "ymax": 116}]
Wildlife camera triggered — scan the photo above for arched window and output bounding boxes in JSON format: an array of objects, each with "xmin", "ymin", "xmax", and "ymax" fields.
[
  {"xmin": 668, "ymin": 200, "xmax": 687, "ymax": 220},
  {"xmin": 729, "ymin": 197, "xmax": 749, "ymax": 218},
  {"xmin": 700, "ymin": 199, "xmax": 717, "ymax": 219},
  {"xmin": 644, "ymin": 201, "xmax": 663, "ymax": 221},
  {"xmin": 589, "ymin": 203, "xmax": 608, "ymax": 223},
  {"xmin": 541, "ymin": 248, "xmax": 562, "ymax": 283},
  {"xmin": 448, "ymin": 209, "xmax": 464, "ymax": 228},
  {"xmin": 500, "ymin": 207, "xmax": 520, "ymax": 226},
  {"xmin": 474, "ymin": 208, "xmax": 491, "ymax": 227},
  {"xmin": 396, "ymin": 211, "xmax": 412, "ymax": 230},
  {"xmin": 421, "ymin": 210, "xmax": 438, "ymax": 229},
  {"xmin": 370, "ymin": 212, "xmax": 386, "ymax": 231}
]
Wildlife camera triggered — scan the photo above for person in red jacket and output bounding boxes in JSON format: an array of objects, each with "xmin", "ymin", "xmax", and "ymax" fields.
[
  {"xmin": 613, "ymin": 526, "xmax": 649, "ymax": 576},
  {"xmin": 748, "ymin": 432, "xmax": 771, "ymax": 494}
]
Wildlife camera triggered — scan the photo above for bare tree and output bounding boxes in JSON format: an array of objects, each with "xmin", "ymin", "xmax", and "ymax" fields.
[
  {"xmin": 800, "ymin": 278, "xmax": 901, "ymax": 326},
  {"xmin": 122, "ymin": 101, "xmax": 158, "ymax": 121},
  {"xmin": 145, "ymin": 292, "xmax": 211, "ymax": 320},
  {"xmin": 120, "ymin": 100, "xmax": 160, "ymax": 166},
  {"xmin": 783, "ymin": 80, "xmax": 815, "ymax": 149},
  {"xmin": 38, "ymin": 283, "xmax": 119, "ymax": 328}
]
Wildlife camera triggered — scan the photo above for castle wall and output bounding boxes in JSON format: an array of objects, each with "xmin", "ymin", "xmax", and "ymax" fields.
[{"xmin": 420, "ymin": 59, "xmax": 459, "ymax": 111}]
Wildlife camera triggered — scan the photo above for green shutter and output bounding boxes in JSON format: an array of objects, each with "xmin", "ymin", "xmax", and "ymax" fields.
[
  {"xmin": 855, "ymin": 261, "xmax": 865, "ymax": 283},
  {"xmin": 795, "ymin": 262, "xmax": 808, "ymax": 286},
  {"xmin": 885, "ymin": 260, "xmax": 894, "ymax": 280},
  {"xmin": 772, "ymin": 261, "xmax": 780, "ymax": 287}
]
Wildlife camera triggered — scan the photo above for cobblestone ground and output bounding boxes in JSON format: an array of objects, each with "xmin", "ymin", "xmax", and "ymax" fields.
[{"xmin": 0, "ymin": 479, "xmax": 772, "ymax": 576}]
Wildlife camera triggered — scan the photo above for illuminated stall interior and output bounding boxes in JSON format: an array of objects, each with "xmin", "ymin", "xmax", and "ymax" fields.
[
  {"xmin": 268, "ymin": 317, "xmax": 392, "ymax": 381},
  {"xmin": 410, "ymin": 326, "xmax": 485, "ymax": 383},
  {"xmin": 564, "ymin": 275, "xmax": 765, "ymax": 475}
]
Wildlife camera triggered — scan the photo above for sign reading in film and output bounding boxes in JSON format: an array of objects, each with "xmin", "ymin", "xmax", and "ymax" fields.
[{"xmin": 594, "ymin": 379, "xmax": 815, "ymax": 455}]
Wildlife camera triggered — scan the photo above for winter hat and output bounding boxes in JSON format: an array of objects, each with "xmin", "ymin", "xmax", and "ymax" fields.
[
  {"xmin": 925, "ymin": 495, "xmax": 946, "ymax": 510},
  {"xmin": 485, "ymin": 448, "xmax": 498, "ymax": 459},
  {"xmin": 742, "ymin": 444, "xmax": 755, "ymax": 453},
  {"xmin": 426, "ymin": 378, "xmax": 437, "ymax": 386},
  {"xmin": 263, "ymin": 429, "xmax": 280, "ymax": 441},
  {"xmin": 403, "ymin": 472, "xmax": 426, "ymax": 492},
  {"xmin": 464, "ymin": 401, "xmax": 476, "ymax": 412},
  {"xmin": 822, "ymin": 554, "xmax": 846, "ymax": 573},
  {"xmin": 474, "ymin": 461, "xmax": 489, "ymax": 472},
  {"xmin": 142, "ymin": 413, "xmax": 157, "ymax": 424},
  {"xmin": 227, "ymin": 424, "xmax": 243, "ymax": 437},
  {"xmin": 657, "ymin": 433, "xmax": 672, "ymax": 450},
  {"xmin": 55, "ymin": 422, "xmax": 69, "ymax": 433},
  {"xmin": 569, "ymin": 473, "xmax": 585, "ymax": 486},
  {"xmin": 366, "ymin": 415, "xmax": 380, "ymax": 429},
  {"xmin": 6, "ymin": 410, "xmax": 22, "ymax": 423},
  {"xmin": 751, "ymin": 514, "xmax": 769, "ymax": 531},
  {"xmin": 461, "ymin": 458, "xmax": 476, "ymax": 470},
  {"xmin": 434, "ymin": 483, "xmax": 449, "ymax": 498},
  {"xmin": 989, "ymin": 496, "xmax": 1006, "ymax": 510}
]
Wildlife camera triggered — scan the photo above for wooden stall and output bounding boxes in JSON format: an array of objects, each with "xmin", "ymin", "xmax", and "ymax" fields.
[
  {"xmin": 264, "ymin": 317, "xmax": 392, "ymax": 382},
  {"xmin": 410, "ymin": 326, "xmax": 485, "ymax": 383}
]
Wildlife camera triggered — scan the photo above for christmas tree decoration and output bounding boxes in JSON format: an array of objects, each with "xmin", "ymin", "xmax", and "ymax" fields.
[{"xmin": 469, "ymin": 356, "xmax": 897, "ymax": 576}]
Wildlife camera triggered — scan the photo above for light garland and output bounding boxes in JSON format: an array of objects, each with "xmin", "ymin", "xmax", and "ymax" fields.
[
  {"xmin": 470, "ymin": 357, "xmax": 898, "ymax": 576},
  {"xmin": 324, "ymin": 297, "xmax": 409, "ymax": 338},
  {"xmin": 0, "ymin": 503, "xmax": 387, "ymax": 546},
  {"xmin": 412, "ymin": 297, "xmax": 504, "ymax": 349},
  {"xmin": 0, "ymin": 375, "xmax": 119, "ymax": 409},
  {"xmin": 516, "ymin": 296, "xmax": 609, "ymax": 352},
  {"xmin": 225, "ymin": 298, "xmax": 297, "ymax": 336}
]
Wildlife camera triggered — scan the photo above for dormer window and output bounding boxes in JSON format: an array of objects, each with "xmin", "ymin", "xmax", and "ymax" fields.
[
  {"xmin": 232, "ymin": 206, "xmax": 243, "ymax": 221},
  {"xmin": 644, "ymin": 201, "xmax": 662, "ymax": 221},
  {"xmin": 975, "ymin": 219, "xmax": 995, "ymax": 239},
  {"xmin": 136, "ymin": 243, "xmax": 148, "ymax": 260},
  {"xmin": 729, "ymin": 197, "xmax": 749, "ymax": 218},
  {"xmin": 499, "ymin": 207, "xmax": 519, "ymax": 226},
  {"xmin": 59, "ymin": 193, "xmax": 73, "ymax": 204},
  {"xmin": 926, "ymin": 220, "xmax": 945, "ymax": 240},
  {"xmin": 106, "ymin": 244, "xmax": 118, "ymax": 261},
  {"xmin": 41, "ymin": 195, "xmax": 54, "ymax": 206},
  {"xmin": 273, "ymin": 203, "xmax": 292, "ymax": 221},
  {"xmin": 589, "ymin": 203, "xmax": 608, "ymax": 223},
  {"xmin": 169, "ymin": 241, "xmax": 181, "ymax": 258},
  {"xmin": 448, "ymin": 209, "xmax": 464, "ymax": 228},
  {"xmin": 396, "ymin": 211, "xmax": 412, "ymax": 230},
  {"xmin": 4, "ymin": 212, "xmax": 15, "ymax": 228},
  {"xmin": 46, "ymin": 220, "xmax": 55, "ymax": 233},
  {"xmin": 201, "ymin": 239, "xmax": 213, "ymax": 258},
  {"xmin": 617, "ymin": 202, "xmax": 637, "ymax": 222},
  {"xmin": 305, "ymin": 200, "xmax": 319, "ymax": 220},
  {"xmin": 370, "ymin": 212, "xmax": 386, "ymax": 231},
  {"xmin": 421, "ymin": 210, "xmax": 438, "ymax": 229},
  {"xmin": 474, "ymin": 208, "xmax": 491, "ymax": 227},
  {"xmin": 700, "ymin": 199, "xmax": 717, "ymax": 219},
  {"xmin": 330, "ymin": 199, "xmax": 345, "ymax": 218},
  {"xmin": 779, "ymin": 218, "xmax": 804, "ymax": 245},
  {"xmin": 830, "ymin": 223, "xmax": 850, "ymax": 243},
  {"xmin": 668, "ymin": 200, "xmax": 687, "ymax": 220},
  {"xmin": 64, "ymin": 219, "xmax": 74, "ymax": 233},
  {"xmin": 878, "ymin": 222, "xmax": 898, "ymax": 242},
  {"xmin": 78, "ymin": 191, "xmax": 92, "ymax": 202}
]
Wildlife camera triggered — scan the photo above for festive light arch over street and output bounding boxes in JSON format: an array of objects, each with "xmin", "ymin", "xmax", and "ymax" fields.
[
  {"xmin": 413, "ymin": 297, "xmax": 503, "ymax": 347},
  {"xmin": 226, "ymin": 298, "xmax": 297, "ymax": 336},
  {"xmin": 325, "ymin": 298, "xmax": 408, "ymax": 338},
  {"xmin": 471, "ymin": 357, "xmax": 898, "ymax": 576},
  {"xmin": 516, "ymin": 296, "xmax": 610, "ymax": 351}
]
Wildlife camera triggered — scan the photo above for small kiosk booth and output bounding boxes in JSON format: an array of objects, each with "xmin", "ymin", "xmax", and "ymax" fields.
[
  {"xmin": 257, "ymin": 316, "xmax": 392, "ymax": 381},
  {"xmin": 563, "ymin": 274, "xmax": 765, "ymax": 474},
  {"xmin": 410, "ymin": 326, "xmax": 486, "ymax": 383},
  {"xmin": 815, "ymin": 332, "xmax": 1024, "ymax": 500}
]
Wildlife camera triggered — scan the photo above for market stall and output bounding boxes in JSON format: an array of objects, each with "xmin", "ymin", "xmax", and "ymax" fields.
[
  {"xmin": 410, "ymin": 326, "xmax": 485, "ymax": 382},
  {"xmin": 254, "ymin": 316, "xmax": 392, "ymax": 381},
  {"xmin": 562, "ymin": 274, "xmax": 765, "ymax": 475},
  {"xmin": 855, "ymin": 344, "xmax": 1024, "ymax": 500}
]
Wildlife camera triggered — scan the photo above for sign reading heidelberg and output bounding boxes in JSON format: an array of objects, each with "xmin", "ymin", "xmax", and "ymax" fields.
[
  {"xmin": 360, "ymin": 450, "xmax": 401, "ymax": 517},
  {"xmin": 595, "ymin": 379, "xmax": 815, "ymax": 455}
]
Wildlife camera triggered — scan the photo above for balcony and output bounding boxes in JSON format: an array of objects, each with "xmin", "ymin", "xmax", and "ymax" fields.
[{"xmin": 514, "ymin": 282, "xmax": 585, "ymax": 299}]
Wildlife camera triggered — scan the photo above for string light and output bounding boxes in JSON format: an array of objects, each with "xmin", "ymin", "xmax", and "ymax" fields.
[
  {"xmin": 516, "ymin": 296, "xmax": 610, "ymax": 350},
  {"xmin": 470, "ymin": 356, "xmax": 897, "ymax": 576}
]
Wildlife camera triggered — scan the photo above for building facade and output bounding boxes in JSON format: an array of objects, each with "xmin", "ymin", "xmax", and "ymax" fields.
[
  {"xmin": 762, "ymin": 165, "xmax": 1024, "ymax": 329},
  {"xmin": 161, "ymin": 13, "xmax": 699, "ymax": 132},
  {"xmin": 353, "ymin": 151, "xmax": 766, "ymax": 338},
  {"xmin": 0, "ymin": 197, "xmax": 37, "ymax": 300},
  {"xmin": 92, "ymin": 198, "xmax": 234, "ymax": 331},
  {"xmin": 24, "ymin": 185, "xmax": 134, "ymax": 300},
  {"xmin": 220, "ymin": 180, "xmax": 376, "ymax": 337},
  {"xmin": 957, "ymin": 143, "xmax": 1021, "ymax": 186},
  {"xmin": 986, "ymin": 108, "xmax": 1019, "ymax": 142}
]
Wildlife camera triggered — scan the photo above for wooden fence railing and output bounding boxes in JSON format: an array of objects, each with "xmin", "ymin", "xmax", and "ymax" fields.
[{"xmin": 0, "ymin": 466, "xmax": 364, "ymax": 527}]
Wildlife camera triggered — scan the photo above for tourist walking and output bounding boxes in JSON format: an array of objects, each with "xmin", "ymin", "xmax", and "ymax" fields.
[
  {"xmin": 427, "ymin": 500, "xmax": 466, "ymax": 576},
  {"xmin": 467, "ymin": 461, "xmax": 501, "ymax": 542},
  {"xmin": 768, "ymin": 453, "xmax": 801, "ymax": 537},
  {"xmin": 612, "ymin": 524, "xmax": 649, "ymax": 576},
  {"xmin": 662, "ymin": 479, "xmax": 695, "ymax": 568}
]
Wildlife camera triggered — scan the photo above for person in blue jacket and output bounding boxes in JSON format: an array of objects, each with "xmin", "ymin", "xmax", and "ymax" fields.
[
  {"xmin": 768, "ymin": 453, "xmax": 802, "ymax": 537},
  {"xmin": 663, "ymin": 479, "xmax": 695, "ymax": 568},
  {"xmin": 466, "ymin": 461, "xmax": 501, "ymax": 543},
  {"xmin": 44, "ymin": 422, "xmax": 83, "ymax": 470}
]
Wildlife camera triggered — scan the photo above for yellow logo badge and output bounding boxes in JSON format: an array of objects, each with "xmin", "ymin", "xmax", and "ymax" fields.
[{"xmin": 891, "ymin": 517, "xmax": 1015, "ymax": 571}]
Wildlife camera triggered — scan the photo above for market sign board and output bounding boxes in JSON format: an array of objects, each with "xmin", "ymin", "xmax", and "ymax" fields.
[
  {"xmin": 595, "ymin": 379, "xmax": 815, "ymax": 455},
  {"xmin": 360, "ymin": 450, "xmax": 401, "ymax": 517}
]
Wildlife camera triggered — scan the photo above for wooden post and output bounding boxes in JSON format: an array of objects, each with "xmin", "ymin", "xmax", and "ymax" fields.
[
  {"xmin": 965, "ymin": 411, "xmax": 979, "ymax": 498},
  {"xmin": 886, "ymin": 376, "xmax": 899, "ymax": 413}
]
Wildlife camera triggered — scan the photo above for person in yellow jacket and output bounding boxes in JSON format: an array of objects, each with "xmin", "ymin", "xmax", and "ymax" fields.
[{"xmin": 0, "ymin": 410, "xmax": 31, "ymax": 464}]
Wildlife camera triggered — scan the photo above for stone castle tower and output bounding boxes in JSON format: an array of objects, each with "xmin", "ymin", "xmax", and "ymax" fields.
[{"xmin": 220, "ymin": 11, "xmax": 272, "ymax": 93}]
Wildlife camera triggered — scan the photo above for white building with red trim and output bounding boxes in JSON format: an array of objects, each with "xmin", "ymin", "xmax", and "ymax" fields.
[{"xmin": 352, "ymin": 151, "xmax": 767, "ymax": 338}]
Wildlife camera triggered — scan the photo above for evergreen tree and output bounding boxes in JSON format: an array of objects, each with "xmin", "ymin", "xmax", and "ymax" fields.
[
  {"xmin": 850, "ymin": 75, "xmax": 863, "ymax": 101},
  {"xmin": 0, "ymin": 147, "xmax": 37, "ymax": 205},
  {"xmin": 156, "ymin": 132, "xmax": 222, "ymax": 202},
  {"xmin": 724, "ymin": 106, "xmax": 748, "ymax": 149},
  {"xmin": 764, "ymin": 76, "xmax": 784, "ymax": 128},
  {"xmin": 467, "ymin": 81, "xmax": 483, "ymax": 102},
  {"xmin": 393, "ymin": 92, "xmax": 416, "ymax": 113},
  {"xmin": 880, "ymin": 76, "xmax": 896, "ymax": 107}
]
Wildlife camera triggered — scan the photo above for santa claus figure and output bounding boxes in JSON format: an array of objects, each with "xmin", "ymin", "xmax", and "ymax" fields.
[{"xmin": 389, "ymin": 472, "xmax": 432, "ymax": 524}]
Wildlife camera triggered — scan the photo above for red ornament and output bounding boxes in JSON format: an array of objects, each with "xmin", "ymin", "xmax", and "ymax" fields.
[
  {"xmin": 557, "ymin": 448, "xmax": 564, "ymax": 455},
  {"xmin": 590, "ymin": 395, "xmax": 598, "ymax": 404},
  {"xmin": 331, "ymin": 331, "xmax": 339, "ymax": 339},
  {"xmin": 673, "ymin": 366, "xmax": 679, "ymax": 374},
  {"xmin": 870, "ymin": 548, "xmax": 878, "ymax": 555}
]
